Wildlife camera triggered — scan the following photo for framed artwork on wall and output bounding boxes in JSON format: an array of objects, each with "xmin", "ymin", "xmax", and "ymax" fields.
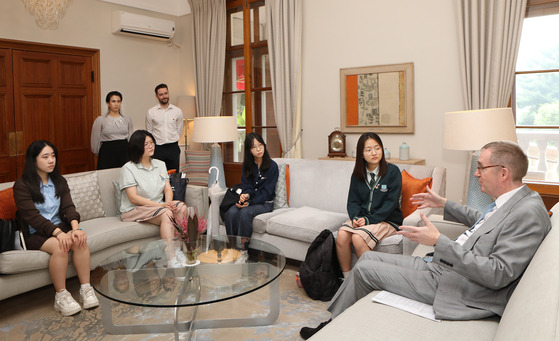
[{"xmin": 340, "ymin": 62, "xmax": 414, "ymax": 134}]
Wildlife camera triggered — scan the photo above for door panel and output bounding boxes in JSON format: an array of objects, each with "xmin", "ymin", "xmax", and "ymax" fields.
[
  {"xmin": 15, "ymin": 53, "xmax": 55, "ymax": 88},
  {"xmin": 0, "ymin": 48, "xmax": 16, "ymax": 182},
  {"xmin": 13, "ymin": 50, "xmax": 94, "ymax": 177}
]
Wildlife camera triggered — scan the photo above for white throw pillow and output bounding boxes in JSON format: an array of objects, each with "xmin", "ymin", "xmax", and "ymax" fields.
[
  {"xmin": 113, "ymin": 180, "xmax": 122, "ymax": 215},
  {"xmin": 274, "ymin": 163, "xmax": 289, "ymax": 209},
  {"xmin": 65, "ymin": 172, "xmax": 105, "ymax": 221}
]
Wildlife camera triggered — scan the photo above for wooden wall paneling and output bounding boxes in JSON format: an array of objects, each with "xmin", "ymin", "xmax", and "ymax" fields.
[{"xmin": 0, "ymin": 48, "xmax": 16, "ymax": 182}]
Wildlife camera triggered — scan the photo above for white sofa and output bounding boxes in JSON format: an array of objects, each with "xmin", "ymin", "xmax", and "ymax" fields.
[
  {"xmin": 212, "ymin": 158, "xmax": 447, "ymax": 261},
  {"xmin": 311, "ymin": 202, "xmax": 559, "ymax": 341},
  {"xmin": 0, "ymin": 168, "xmax": 208, "ymax": 301}
]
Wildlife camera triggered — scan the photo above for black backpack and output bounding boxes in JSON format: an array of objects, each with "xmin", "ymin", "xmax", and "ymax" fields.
[{"xmin": 299, "ymin": 229, "xmax": 343, "ymax": 301}]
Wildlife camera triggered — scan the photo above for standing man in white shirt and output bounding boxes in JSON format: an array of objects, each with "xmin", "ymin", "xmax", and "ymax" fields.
[{"xmin": 146, "ymin": 83, "xmax": 184, "ymax": 173}]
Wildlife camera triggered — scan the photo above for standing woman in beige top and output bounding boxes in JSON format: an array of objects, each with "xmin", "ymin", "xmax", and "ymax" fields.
[{"xmin": 91, "ymin": 91, "xmax": 134, "ymax": 169}]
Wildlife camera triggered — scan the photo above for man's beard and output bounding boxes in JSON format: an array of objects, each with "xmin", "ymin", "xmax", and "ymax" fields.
[{"xmin": 159, "ymin": 98, "xmax": 169, "ymax": 105}]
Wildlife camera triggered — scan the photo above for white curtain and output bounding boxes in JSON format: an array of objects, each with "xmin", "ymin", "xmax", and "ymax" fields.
[
  {"xmin": 458, "ymin": 0, "xmax": 527, "ymax": 210},
  {"xmin": 458, "ymin": 0, "xmax": 527, "ymax": 109},
  {"xmin": 265, "ymin": 0, "xmax": 303, "ymax": 158},
  {"xmin": 190, "ymin": 0, "xmax": 226, "ymax": 117}
]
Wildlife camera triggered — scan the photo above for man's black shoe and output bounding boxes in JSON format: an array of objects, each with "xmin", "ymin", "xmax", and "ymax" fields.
[{"xmin": 300, "ymin": 319, "xmax": 331, "ymax": 340}]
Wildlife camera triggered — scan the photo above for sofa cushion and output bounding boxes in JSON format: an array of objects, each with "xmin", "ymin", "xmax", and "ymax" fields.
[
  {"xmin": 373, "ymin": 234, "xmax": 403, "ymax": 254},
  {"xmin": 273, "ymin": 163, "xmax": 290, "ymax": 209},
  {"xmin": 253, "ymin": 208, "xmax": 294, "ymax": 234},
  {"xmin": 312, "ymin": 291, "xmax": 500, "ymax": 340},
  {"xmin": 0, "ymin": 187, "xmax": 17, "ymax": 219},
  {"xmin": 401, "ymin": 169, "xmax": 432, "ymax": 218},
  {"xmin": 0, "ymin": 217, "xmax": 159, "ymax": 275},
  {"xmin": 65, "ymin": 172, "xmax": 105, "ymax": 221},
  {"xmin": 181, "ymin": 150, "xmax": 211, "ymax": 186},
  {"xmin": 266, "ymin": 206, "xmax": 348, "ymax": 243},
  {"xmin": 113, "ymin": 180, "xmax": 122, "ymax": 215},
  {"xmin": 79, "ymin": 217, "xmax": 159, "ymax": 254}
]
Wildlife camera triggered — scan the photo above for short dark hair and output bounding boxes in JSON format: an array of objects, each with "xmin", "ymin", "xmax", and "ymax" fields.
[
  {"xmin": 154, "ymin": 83, "xmax": 168, "ymax": 94},
  {"xmin": 482, "ymin": 141, "xmax": 528, "ymax": 182},
  {"xmin": 129, "ymin": 130, "xmax": 156, "ymax": 164},
  {"xmin": 352, "ymin": 132, "xmax": 388, "ymax": 182},
  {"xmin": 105, "ymin": 91, "xmax": 122, "ymax": 103}
]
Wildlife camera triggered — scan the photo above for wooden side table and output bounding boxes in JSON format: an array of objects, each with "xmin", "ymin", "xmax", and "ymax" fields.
[{"xmin": 318, "ymin": 156, "xmax": 425, "ymax": 165}]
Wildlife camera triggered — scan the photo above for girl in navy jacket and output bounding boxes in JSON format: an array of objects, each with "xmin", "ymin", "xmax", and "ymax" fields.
[{"xmin": 224, "ymin": 133, "xmax": 279, "ymax": 252}]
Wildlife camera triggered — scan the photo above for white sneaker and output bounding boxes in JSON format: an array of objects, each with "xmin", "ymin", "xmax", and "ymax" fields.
[
  {"xmin": 235, "ymin": 250, "xmax": 249, "ymax": 264},
  {"xmin": 79, "ymin": 284, "xmax": 99, "ymax": 309},
  {"xmin": 175, "ymin": 248, "xmax": 187, "ymax": 266},
  {"xmin": 54, "ymin": 290, "xmax": 82, "ymax": 316},
  {"xmin": 167, "ymin": 257, "xmax": 183, "ymax": 268}
]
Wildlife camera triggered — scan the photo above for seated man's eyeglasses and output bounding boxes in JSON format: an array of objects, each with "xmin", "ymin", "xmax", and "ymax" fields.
[{"xmin": 477, "ymin": 164, "xmax": 505, "ymax": 172}]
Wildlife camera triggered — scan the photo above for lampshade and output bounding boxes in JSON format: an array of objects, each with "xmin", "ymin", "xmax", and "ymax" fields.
[
  {"xmin": 176, "ymin": 95, "xmax": 197, "ymax": 120},
  {"xmin": 444, "ymin": 108, "xmax": 518, "ymax": 151},
  {"xmin": 192, "ymin": 116, "xmax": 238, "ymax": 143}
]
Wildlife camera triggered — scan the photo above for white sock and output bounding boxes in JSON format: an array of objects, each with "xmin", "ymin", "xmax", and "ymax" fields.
[
  {"xmin": 343, "ymin": 271, "xmax": 350, "ymax": 278},
  {"xmin": 55, "ymin": 289, "xmax": 68, "ymax": 298},
  {"xmin": 80, "ymin": 283, "xmax": 91, "ymax": 291}
]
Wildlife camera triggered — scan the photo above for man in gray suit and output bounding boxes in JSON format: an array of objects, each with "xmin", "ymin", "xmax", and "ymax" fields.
[{"xmin": 300, "ymin": 141, "xmax": 551, "ymax": 339}]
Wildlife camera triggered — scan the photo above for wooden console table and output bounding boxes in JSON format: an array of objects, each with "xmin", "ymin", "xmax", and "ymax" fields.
[{"xmin": 319, "ymin": 156, "xmax": 425, "ymax": 165}]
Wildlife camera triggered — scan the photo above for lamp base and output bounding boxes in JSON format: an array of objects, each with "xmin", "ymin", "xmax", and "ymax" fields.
[
  {"xmin": 208, "ymin": 143, "xmax": 227, "ymax": 190},
  {"xmin": 465, "ymin": 151, "xmax": 493, "ymax": 211}
]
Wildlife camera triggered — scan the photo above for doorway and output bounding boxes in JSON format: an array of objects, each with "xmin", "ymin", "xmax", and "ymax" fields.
[{"xmin": 0, "ymin": 39, "xmax": 100, "ymax": 182}]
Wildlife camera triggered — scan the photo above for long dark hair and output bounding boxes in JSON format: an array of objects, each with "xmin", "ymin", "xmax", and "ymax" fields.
[
  {"xmin": 129, "ymin": 130, "xmax": 156, "ymax": 164},
  {"xmin": 352, "ymin": 132, "xmax": 388, "ymax": 182},
  {"xmin": 242, "ymin": 132, "xmax": 272, "ymax": 178},
  {"xmin": 21, "ymin": 140, "xmax": 65, "ymax": 203}
]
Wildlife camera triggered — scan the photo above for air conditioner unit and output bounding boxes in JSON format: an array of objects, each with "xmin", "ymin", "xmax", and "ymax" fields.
[{"xmin": 112, "ymin": 11, "xmax": 175, "ymax": 41}]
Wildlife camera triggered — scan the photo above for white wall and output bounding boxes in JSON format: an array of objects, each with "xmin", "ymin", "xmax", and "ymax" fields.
[
  {"xmin": 0, "ymin": 0, "xmax": 470, "ymax": 202},
  {"xmin": 301, "ymin": 0, "xmax": 470, "ymax": 202},
  {"xmin": 0, "ymin": 0, "xmax": 195, "ymax": 131}
]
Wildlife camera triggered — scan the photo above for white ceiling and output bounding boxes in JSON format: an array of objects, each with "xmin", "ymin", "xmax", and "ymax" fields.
[{"xmin": 100, "ymin": 0, "xmax": 191, "ymax": 16}]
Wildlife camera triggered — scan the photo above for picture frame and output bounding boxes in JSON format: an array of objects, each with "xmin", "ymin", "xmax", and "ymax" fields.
[{"xmin": 340, "ymin": 62, "xmax": 414, "ymax": 134}]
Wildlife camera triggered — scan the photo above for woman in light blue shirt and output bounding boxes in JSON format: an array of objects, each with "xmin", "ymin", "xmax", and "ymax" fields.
[{"xmin": 13, "ymin": 141, "xmax": 99, "ymax": 316}]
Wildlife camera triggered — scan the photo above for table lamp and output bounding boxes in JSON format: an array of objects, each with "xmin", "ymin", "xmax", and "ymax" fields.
[
  {"xmin": 444, "ymin": 108, "xmax": 518, "ymax": 211},
  {"xmin": 192, "ymin": 116, "xmax": 238, "ymax": 189}
]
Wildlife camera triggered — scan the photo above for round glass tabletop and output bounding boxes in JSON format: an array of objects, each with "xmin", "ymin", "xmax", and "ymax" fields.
[{"xmin": 91, "ymin": 235, "xmax": 286, "ymax": 308}]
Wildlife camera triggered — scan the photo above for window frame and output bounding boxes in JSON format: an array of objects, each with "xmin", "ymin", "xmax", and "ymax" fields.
[{"xmin": 512, "ymin": 1, "xmax": 559, "ymax": 209}]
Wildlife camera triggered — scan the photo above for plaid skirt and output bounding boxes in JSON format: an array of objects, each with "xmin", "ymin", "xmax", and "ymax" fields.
[{"xmin": 339, "ymin": 219, "xmax": 397, "ymax": 249}]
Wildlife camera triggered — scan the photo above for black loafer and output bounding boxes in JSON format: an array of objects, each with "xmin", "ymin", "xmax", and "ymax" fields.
[{"xmin": 300, "ymin": 319, "xmax": 331, "ymax": 340}]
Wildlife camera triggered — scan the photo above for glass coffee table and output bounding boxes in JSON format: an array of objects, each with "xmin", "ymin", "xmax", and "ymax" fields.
[{"xmin": 91, "ymin": 235, "xmax": 286, "ymax": 340}]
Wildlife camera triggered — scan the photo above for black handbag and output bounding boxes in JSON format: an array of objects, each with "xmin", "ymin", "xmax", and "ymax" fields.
[
  {"xmin": 1, "ymin": 219, "xmax": 19, "ymax": 253},
  {"xmin": 169, "ymin": 172, "xmax": 189, "ymax": 201},
  {"xmin": 219, "ymin": 184, "xmax": 243, "ymax": 221}
]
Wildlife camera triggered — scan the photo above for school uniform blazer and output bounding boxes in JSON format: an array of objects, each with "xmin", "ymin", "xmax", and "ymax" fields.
[
  {"xmin": 346, "ymin": 163, "xmax": 403, "ymax": 226},
  {"xmin": 430, "ymin": 185, "xmax": 551, "ymax": 320}
]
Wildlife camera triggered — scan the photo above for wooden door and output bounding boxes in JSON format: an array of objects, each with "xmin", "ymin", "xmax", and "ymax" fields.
[
  {"xmin": 0, "ymin": 39, "xmax": 99, "ymax": 183},
  {"xmin": 0, "ymin": 48, "xmax": 17, "ymax": 182},
  {"xmin": 13, "ymin": 50, "xmax": 94, "ymax": 175}
]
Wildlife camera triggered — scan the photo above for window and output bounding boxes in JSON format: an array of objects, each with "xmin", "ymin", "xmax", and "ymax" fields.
[
  {"xmin": 222, "ymin": 0, "xmax": 281, "ymax": 163},
  {"xmin": 514, "ymin": 11, "xmax": 559, "ymax": 183}
]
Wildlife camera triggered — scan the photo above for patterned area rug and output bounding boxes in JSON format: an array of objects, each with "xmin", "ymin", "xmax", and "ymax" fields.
[{"xmin": 0, "ymin": 265, "xmax": 330, "ymax": 340}]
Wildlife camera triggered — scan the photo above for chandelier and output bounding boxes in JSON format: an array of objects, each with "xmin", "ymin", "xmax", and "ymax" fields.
[{"xmin": 22, "ymin": 0, "xmax": 72, "ymax": 29}]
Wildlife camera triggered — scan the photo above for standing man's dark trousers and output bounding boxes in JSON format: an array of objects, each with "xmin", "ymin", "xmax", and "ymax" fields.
[{"xmin": 154, "ymin": 141, "xmax": 180, "ymax": 173}]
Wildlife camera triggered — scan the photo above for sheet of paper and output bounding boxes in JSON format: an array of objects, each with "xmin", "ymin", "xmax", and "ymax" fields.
[{"xmin": 372, "ymin": 291, "xmax": 441, "ymax": 322}]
